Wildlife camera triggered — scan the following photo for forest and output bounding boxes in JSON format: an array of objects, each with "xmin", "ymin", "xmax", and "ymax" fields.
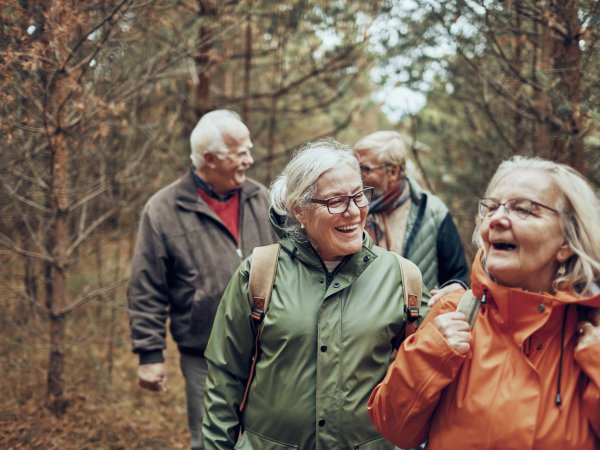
[{"xmin": 1, "ymin": 0, "xmax": 599, "ymax": 448}]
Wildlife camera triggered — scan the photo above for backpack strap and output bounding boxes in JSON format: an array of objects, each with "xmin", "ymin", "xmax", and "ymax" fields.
[
  {"xmin": 247, "ymin": 243, "xmax": 281, "ymax": 322},
  {"xmin": 456, "ymin": 289, "xmax": 481, "ymax": 328},
  {"xmin": 390, "ymin": 252, "xmax": 423, "ymax": 339},
  {"xmin": 239, "ymin": 243, "xmax": 280, "ymax": 412}
]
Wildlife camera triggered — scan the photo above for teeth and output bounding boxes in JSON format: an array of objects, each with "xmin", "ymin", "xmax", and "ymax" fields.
[{"xmin": 337, "ymin": 225, "xmax": 357, "ymax": 232}]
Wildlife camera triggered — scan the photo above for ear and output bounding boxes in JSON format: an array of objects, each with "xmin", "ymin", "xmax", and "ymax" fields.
[
  {"xmin": 203, "ymin": 152, "xmax": 218, "ymax": 168},
  {"xmin": 556, "ymin": 242, "xmax": 574, "ymax": 263},
  {"xmin": 387, "ymin": 164, "xmax": 401, "ymax": 182},
  {"xmin": 293, "ymin": 207, "xmax": 306, "ymax": 228}
]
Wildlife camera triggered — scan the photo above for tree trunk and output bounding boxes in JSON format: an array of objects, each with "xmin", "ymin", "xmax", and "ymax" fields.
[
  {"xmin": 553, "ymin": 0, "xmax": 585, "ymax": 173},
  {"xmin": 46, "ymin": 129, "xmax": 70, "ymax": 415},
  {"xmin": 195, "ymin": 0, "xmax": 217, "ymax": 119},
  {"xmin": 533, "ymin": 20, "xmax": 553, "ymax": 157},
  {"xmin": 242, "ymin": 2, "xmax": 252, "ymax": 122}
]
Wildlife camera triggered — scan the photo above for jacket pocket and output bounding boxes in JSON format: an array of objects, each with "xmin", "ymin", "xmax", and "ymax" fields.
[
  {"xmin": 235, "ymin": 429, "xmax": 298, "ymax": 449},
  {"xmin": 353, "ymin": 435, "xmax": 395, "ymax": 449},
  {"xmin": 188, "ymin": 288, "xmax": 212, "ymax": 335}
]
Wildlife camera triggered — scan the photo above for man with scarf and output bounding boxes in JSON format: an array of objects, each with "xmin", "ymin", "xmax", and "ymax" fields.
[{"xmin": 354, "ymin": 131, "xmax": 468, "ymax": 291}]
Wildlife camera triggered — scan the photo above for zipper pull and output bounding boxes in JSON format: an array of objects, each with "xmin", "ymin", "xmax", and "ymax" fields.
[{"xmin": 236, "ymin": 248, "xmax": 242, "ymax": 258}]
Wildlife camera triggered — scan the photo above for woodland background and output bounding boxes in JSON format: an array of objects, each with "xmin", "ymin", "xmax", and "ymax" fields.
[{"xmin": 1, "ymin": 1, "xmax": 599, "ymax": 448}]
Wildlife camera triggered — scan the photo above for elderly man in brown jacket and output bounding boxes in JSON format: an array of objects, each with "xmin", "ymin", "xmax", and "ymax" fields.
[{"xmin": 128, "ymin": 110, "xmax": 277, "ymax": 450}]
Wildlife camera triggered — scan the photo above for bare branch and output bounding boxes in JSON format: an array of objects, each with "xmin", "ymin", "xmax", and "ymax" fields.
[
  {"xmin": 66, "ymin": 208, "xmax": 117, "ymax": 258},
  {"xmin": 60, "ymin": 278, "xmax": 128, "ymax": 316}
]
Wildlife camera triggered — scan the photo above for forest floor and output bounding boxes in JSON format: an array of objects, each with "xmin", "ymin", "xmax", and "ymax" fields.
[{"xmin": 0, "ymin": 305, "xmax": 190, "ymax": 449}]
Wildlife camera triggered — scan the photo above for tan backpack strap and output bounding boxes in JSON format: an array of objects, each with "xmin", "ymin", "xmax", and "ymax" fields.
[
  {"xmin": 240, "ymin": 243, "xmax": 280, "ymax": 412},
  {"xmin": 247, "ymin": 243, "xmax": 280, "ymax": 320},
  {"xmin": 390, "ymin": 252, "xmax": 423, "ymax": 339},
  {"xmin": 456, "ymin": 289, "xmax": 481, "ymax": 329}
]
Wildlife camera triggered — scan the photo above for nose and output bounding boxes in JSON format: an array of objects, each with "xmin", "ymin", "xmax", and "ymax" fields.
[
  {"xmin": 344, "ymin": 198, "xmax": 361, "ymax": 216},
  {"xmin": 242, "ymin": 152, "xmax": 254, "ymax": 167},
  {"xmin": 487, "ymin": 205, "xmax": 510, "ymax": 226}
]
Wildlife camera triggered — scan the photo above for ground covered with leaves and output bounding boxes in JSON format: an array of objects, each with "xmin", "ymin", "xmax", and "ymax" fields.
[{"xmin": 0, "ymin": 303, "xmax": 190, "ymax": 449}]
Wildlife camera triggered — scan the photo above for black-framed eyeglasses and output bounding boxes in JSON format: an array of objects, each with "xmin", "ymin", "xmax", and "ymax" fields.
[
  {"xmin": 310, "ymin": 187, "xmax": 374, "ymax": 214},
  {"xmin": 359, "ymin": 164, "xmax": 387, "ymax": 175},
  {"xmin": 478, "ymin": 197, "xmax": 559, "ymax": 220}
]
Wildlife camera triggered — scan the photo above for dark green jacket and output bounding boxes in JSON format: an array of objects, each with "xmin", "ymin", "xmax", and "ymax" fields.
[{"xmin": 203, "ymin": 225, "xmax": 429, "ymax": 449}]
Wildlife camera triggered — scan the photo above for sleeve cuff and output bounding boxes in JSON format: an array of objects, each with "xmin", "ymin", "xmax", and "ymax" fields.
[{"xmin": 139, "ymin": 350, "xmax": 165, "ymax": 365}]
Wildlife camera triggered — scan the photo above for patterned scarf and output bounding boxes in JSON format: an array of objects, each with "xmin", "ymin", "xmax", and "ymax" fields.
[
  {"xmin": 365, "ymin": 180, "xmax": 409, "ymax": 245},
  {"xmin": 368, "ymin": 180, "xmax": 409, "ymax": 214}
]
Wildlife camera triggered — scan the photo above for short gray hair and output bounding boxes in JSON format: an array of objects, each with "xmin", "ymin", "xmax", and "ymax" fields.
[
  {"xmin": 473, "ymin": 155, "xmax": 600, "ymax": 294},
  {"xmin": 353, "ymin": 130, "xmax": 409, "ymax": 175},
  {"xmin": 189, "ymin": 110, "xmax": 242, "ymax": 169},
  {"xmin": 270, "ymin": 138, "xmax": 360, "ymax": 240}
]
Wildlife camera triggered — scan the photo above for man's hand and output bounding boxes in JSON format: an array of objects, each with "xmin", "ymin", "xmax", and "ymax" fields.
[
  {"xmin": 576, "ymin": 311, "xmax": 600, "ymax": 352},
  {"xmin": 428, "ymin": 282, "xmax": 464, "ymax": 307},
  {"xmin": 432, "ymin": 311, "xmax": 472, "ymax": 354},
  {"xmin": 138, "ymin": 362, "xmax": 167, "ymax": 392}
]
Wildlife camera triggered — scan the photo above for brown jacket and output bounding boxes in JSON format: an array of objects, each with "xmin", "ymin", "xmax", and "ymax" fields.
[
  {"xmin": 127, "ymin": 170, "xmax": 277, "ymax": 363},
  {"xmin": 369, "ymin": 250, "xmax": 600, "ymax": 449}
]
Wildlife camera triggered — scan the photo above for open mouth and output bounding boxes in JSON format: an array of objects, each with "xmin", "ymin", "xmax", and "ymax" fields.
[
  {"xmin": 336, "ymin": 225, "xmax": 358, "ymax": 234},
  {"xmin": 492, "ymin": 242, "xmax": 517, "ymax": 251}
]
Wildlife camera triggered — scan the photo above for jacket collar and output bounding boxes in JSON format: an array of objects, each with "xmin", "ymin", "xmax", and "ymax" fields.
[
  {"xmin": 175, "ymin": 169, "xmax": 261, "ymax": 213},
  {"xmin": 470, "ymin": 249, "xmax": 600, "ymax": 342},
  {"xmin": 406, "ymin": 176, "xmax": 426, "ymax": 206},
  {"xmin": 270, "ymin": 207, "xmax": 377, "ymax": 278}
]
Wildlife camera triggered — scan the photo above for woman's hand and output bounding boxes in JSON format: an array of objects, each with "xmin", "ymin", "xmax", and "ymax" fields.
[
  {"xmin": 432, "ymin": 311, "xmax": 472, "ymax": 354},
  {"xmin": 576, "ymin": 311, "xmax": 600, "ymax": 351},
  {"xmin": 428, "ymin": 282, "xmax": 464, "ymax": 307}
]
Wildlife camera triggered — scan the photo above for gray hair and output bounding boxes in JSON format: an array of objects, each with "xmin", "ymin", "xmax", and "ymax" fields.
[
  {"xmin": 473, "ymin": 155, "xmax": 600, "ymax": 294},
  {"xmin": 189, "ymin": 110, "xmax": 242, "ymax": 169},
  {"xmin": 353, "ymin": 130, "xmax": 409, "ymax": 176},
  {"xmin": 270, "ymin": 138, "xmax": 360, "ymax": 240}
]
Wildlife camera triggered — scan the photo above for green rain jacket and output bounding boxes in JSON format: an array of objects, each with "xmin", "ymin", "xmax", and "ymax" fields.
[{"xmin": 203, "ymin": 213, "xmax": 429, "ymax": 450}]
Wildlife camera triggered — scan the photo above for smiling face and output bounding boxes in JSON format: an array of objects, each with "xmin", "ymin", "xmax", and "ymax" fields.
[
  {"xmin": 355, "ymin": 147, "xmax": 403, "ymax": 198},
  {"xmin": 297, "ymin": 164, "xmax": 368, "ymax": 261},
  {"xmin": 479, "ymin": 169, "xmax": 573, "ymax": 292},
  {"xmin": 199, "ymin": 121, "xmax": 254, "ymax": 195}
]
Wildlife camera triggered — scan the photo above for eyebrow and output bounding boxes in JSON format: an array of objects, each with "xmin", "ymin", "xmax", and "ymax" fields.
[{"xmin": 317, "ymin": 186, "xmax": 364, "ymax": 198}]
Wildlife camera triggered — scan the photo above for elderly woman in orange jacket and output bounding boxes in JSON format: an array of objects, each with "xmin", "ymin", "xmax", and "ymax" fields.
[{"xmin": 368, "ymin": 156, "xmax": 600, "ymax": 449}]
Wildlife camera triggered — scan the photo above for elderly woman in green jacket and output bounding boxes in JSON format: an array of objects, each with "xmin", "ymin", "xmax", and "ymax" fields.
[{"xmin": 202, "ymin": 138, "xmax": 429, "ymax": 449}]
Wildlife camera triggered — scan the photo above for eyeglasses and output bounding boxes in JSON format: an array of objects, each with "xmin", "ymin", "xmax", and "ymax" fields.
[
  {"xmin": 478, "ymin": 197, "xmax": 559, "ymax": 220},
  {"xmin": 222, "ymin": 148, "xmax": 252, "ymax": 161},
  {"xmin": 310, "ymin": 187, "xmax": 374, "ymax": 214},
  {"xmin": 218, "ymin": 142, "xmax": 254, "ymax": 162},
  {"xmin": 359, "ymin": 164, "xmax": 387, "ymax": 175}
]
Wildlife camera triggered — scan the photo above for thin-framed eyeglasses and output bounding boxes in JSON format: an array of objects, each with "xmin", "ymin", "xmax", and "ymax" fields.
[
  {"xmin": 478, "ymin": 197, "xmax": 559, "ymax": 220},
  {"xmin": 359, "ymin": 164, "xmax": 387, "ymax": 175},
  {"xmin": 219, "ymin": 143, "xmax": 254, "ymax": 162},
  {"xmin": 310, "ymin": 187, "xmax": 374, "ymax": 214}
]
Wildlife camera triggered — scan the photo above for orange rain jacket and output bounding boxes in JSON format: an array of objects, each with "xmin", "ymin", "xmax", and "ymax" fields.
[{"xmin": 369, "ymin": 250, "xmax": 600, "ymax": 450}]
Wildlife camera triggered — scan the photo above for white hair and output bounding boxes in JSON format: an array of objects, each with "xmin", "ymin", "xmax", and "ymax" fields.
[
  {"xmin": 353, "ymin": 130, "xmax": 409, "ymax": 176},
  {"xmin": 189, "ymin": 110, "xmax": 242, "ymax": 169},
  {"xmin": 473, "ymin": 155, "xmax": 600, "ymax": 294},
  {"xmin": 270, "ymin": 138, "xmax": 360, "ymax": 240}
]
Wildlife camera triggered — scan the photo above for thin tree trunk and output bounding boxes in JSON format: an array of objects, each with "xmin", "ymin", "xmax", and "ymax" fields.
[
  {"xmin": 242, "ymin": 1, "xmax": 252, "ymax": 122},
  {"xmin": 106, "ymin": 237, "xmax": 121, "ymax": 381},
  {"xmin": 195, "ymin": 0, "xmax": 217, "ymax": 119},
  {"xmin": 46, "ymin": 128, "xmax": 70, "ymax": 415},
  {"xmin": 533, "ymin": 20, "xmax": 553, "ymax": 156},
  {"xmin": 553, "ymin": 0, "xmax": 585, "ymax": 173}
]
